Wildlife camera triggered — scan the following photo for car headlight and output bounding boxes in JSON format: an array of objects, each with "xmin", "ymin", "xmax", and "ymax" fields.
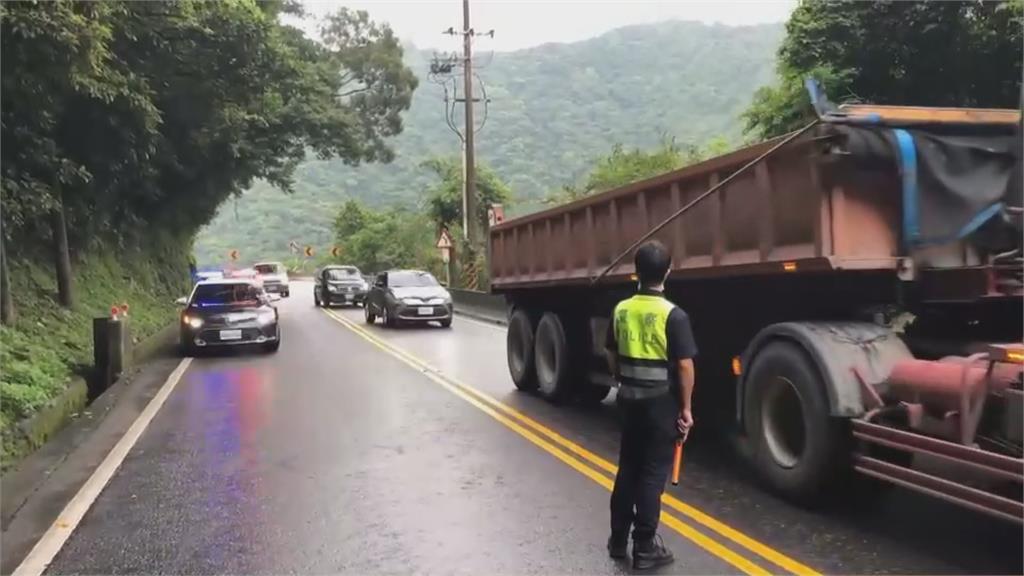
[
  {"xmin": 256, "ymin": 311, "xmax": 276, "ymax": 326},
  {"xmin": 183, "ymin": 315, "xmax": 203, "ymax": 329}
]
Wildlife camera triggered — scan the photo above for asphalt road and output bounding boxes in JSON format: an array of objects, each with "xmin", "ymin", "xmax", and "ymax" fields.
[{"xmin": 41, "ymin": 282, "xmax": 1023, "ymax": 575}]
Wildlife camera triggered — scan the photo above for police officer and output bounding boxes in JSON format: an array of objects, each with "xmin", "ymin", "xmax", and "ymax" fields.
[{"xmin": 605, "ymin": 240, "xmax": 697, "ymax": 570}]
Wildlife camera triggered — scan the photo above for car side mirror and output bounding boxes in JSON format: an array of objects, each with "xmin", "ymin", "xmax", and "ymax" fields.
[{"xmin": 174, "ymin": 296, "xmax": 188, "ymax": 307}]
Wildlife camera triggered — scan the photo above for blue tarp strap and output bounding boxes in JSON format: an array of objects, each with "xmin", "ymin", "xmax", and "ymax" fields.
[
  {"xmin": 892, "ymin": 129, "xmax": 920, "ymax": 246},
  {"xmin": 957, "ymin": 202, "xmax": 1004, "ymax": 239},
  {"xmin": 893, "ymin": 128, "xmax": 1004, "ymax": 246}
]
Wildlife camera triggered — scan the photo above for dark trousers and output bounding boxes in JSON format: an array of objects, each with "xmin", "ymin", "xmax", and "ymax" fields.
[{"xmin": 610, "ymin": 395, "xmax": 677, "ymax": 543}]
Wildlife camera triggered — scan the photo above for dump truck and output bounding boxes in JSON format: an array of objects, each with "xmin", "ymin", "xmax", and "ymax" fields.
[{"xmin": 489, "ymin": 102, "xmax": 1023, "ymax": 522}]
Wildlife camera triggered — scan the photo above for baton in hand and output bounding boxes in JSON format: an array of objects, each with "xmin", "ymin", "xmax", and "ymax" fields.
[{"xmin": 671, "ymin": 439, "xmax": 684, "ymax": 485}]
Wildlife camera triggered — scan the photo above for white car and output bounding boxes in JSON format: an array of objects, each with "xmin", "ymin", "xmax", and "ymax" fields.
[{"xmin": 253, "ymin": 261, "xmax": 290, "ymax": 297}]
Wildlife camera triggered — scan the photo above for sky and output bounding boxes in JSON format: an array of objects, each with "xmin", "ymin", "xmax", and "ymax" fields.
[{"xmin": 294, "ymin": 1, "xmax": 796, "ymax": 52}]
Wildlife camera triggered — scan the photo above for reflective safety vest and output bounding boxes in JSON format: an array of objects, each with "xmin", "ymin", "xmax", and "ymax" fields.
[{"xmin": 612, "ymin": 293, "xmax": 676, "ymax": 400}]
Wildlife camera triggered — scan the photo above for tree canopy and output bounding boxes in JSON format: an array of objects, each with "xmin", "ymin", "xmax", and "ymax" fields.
[
  {"xmin": 421, "ymin": 157, "xmax": 511, "ymax": 233},
  {"xmin": 744, "ymin": 0, "xmax": 1023, "ymax": 139},
  {"xmin": 331, "ymin": 200, "xmax": 439, "ymax": 274},
  {"xmin": 1, "ymin": 0, "xmax": 417, "ymax": 249},
  {"xmin": 546, "ymin": 136, "xmax": 732, "ymax": 204}
]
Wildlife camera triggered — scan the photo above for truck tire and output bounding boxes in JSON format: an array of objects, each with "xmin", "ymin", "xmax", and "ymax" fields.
[
  {"xmin": 534, "ymin": 312, "xmax": 573, "ymax": 403},
  {"xmin": 744, "ymin": 341, "xmax": 846, "ymax": 503},
  {"xmin": 507, "ymin": 309, "xmax": 538, "ymax": 391}
]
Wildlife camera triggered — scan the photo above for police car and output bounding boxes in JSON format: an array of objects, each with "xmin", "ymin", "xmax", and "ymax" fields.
[{"xmin": 176, "ymin": 279, "xmax": 281, "ymax": 355}]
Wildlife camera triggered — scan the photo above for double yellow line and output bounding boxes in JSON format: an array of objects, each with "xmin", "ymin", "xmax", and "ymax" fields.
[{"xmin": 322, "ymin": 309, "xmax": 819, "ymax": 576}]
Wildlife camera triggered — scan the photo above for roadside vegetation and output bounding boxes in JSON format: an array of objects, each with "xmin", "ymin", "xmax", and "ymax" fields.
[{"xmin": 0, "ymin": 240, "xmax": 189, "ymax": 462}]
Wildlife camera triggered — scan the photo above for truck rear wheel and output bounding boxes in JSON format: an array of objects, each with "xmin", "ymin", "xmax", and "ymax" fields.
[
  {"xmin": 534, "ymin": 312, "xmax": 573, "ymax": 402},
  {"xmin": 507, "ymin": 309, "xmax": 538, "ymax": 391},
  {"xmin": 744, "ymin": 341, "xmax": 846, "ymax": 503}
]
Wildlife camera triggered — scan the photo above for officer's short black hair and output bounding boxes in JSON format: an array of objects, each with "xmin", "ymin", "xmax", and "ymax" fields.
[{"xmin": 635, "ymin": 240, "xmax": 671, "ymax": 286}]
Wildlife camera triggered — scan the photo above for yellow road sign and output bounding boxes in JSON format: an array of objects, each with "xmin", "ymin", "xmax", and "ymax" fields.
[
  {"xmin": 229, "ymin": 249, "xmax": 239, "ymax": 261},
  {"xmin": 304, "ymin": 246, "xmax": 314, "ymax": 257},
  {"xmin": 331, "ymin": 246, "xmax": 341, "ymax": 258}
]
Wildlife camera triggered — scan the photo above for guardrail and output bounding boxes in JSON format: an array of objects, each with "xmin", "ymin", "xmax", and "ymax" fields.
[{"xmin": 449, "ymin": 288, "xmax": 507, "ymax": 324}]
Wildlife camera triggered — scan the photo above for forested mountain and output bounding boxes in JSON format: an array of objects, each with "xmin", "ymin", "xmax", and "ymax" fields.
[{"xmin": 196, "ymin": 20, "xmax": 784, "ymax": 265}]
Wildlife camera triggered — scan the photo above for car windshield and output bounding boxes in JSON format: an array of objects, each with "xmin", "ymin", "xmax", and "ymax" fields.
[
  {"xmin": 191, "ymin": 283, "xmax": 263, "ymax": 307},
  {"xmin": 326, "ymin": 267, "xmax": 361, "ymax": 281},
  {"xmin": 389, "ymin": 271, "xmax": 439, "ymax": 288},
  {"xmin": 254, "ymin": 264, "xmax": 280, "ymax": 275}
]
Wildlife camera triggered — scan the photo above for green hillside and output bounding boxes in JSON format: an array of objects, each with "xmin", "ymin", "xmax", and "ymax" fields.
[{"xmin": 196, "ymin": 20, "xmax": 784, "ymax": 266}]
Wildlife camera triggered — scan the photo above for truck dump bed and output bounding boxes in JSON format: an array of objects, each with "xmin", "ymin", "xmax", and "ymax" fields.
[{"xmin": 489, "ymin": 106, "xmax": 1021, "ymax": 292}]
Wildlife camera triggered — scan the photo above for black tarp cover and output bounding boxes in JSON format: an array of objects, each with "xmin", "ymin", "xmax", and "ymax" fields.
[{"xmin": 830, "ymin": 122, "xmax": 1021, "ymax": 253}]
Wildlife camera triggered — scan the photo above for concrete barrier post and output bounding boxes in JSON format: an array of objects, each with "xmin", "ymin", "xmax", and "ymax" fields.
[
  {"xmin": 92, "ymin": 317, "xmax": 130, "ymax": 397},
  {"xmin": 92, "ymin": 317, "xmax": 111, "ymax": 396}
]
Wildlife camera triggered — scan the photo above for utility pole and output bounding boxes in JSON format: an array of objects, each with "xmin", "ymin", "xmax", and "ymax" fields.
[
  {"xmin": 432, "ymin": 0, "xmax": 494, "ymax": 287},
  {"xmin": 461, "ymin": 0, "xmax": 480, "ymax": 247}
]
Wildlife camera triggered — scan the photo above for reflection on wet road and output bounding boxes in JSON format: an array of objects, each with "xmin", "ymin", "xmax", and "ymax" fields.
[{"xmin": 44, "ymin": 282, "xmax": 1022, "ymax": 575}]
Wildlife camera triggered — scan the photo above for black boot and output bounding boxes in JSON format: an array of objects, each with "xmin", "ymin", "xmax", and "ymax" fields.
[
  {"xmin": 633, "ymin": 534, "xmax": 674, "ymax": 570},
  {"xmin": 607, "ymin": 534, "xmax": 628, "ymax": 559}
]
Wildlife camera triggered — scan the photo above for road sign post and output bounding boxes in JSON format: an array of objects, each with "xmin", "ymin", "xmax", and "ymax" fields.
[{"xmin": 437, "ymin": 227, "xmax": 455, "ymax": 288}]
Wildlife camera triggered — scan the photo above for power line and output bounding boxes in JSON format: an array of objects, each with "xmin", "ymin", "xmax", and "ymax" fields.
[{"xmin": 428, "ymin": 0, "xmax": 494, "ymax": 246}]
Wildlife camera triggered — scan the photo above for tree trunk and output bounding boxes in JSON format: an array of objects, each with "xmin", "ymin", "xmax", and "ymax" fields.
[
  {"xmin": 52, "ymin": 194, "xmax": 74, "ymax": 308},
  {"xmin": 1, "ymin": 233, "xmax": 14, "ymax": 325}
]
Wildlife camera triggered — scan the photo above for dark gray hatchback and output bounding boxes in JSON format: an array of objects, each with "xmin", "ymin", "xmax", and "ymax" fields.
[{"xmin": 177, "ymin": 279, "xmax": 280, "ymax": 355}]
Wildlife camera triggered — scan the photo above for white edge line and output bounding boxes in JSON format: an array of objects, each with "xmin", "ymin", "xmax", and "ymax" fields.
[{"xmin": 12, "ymin": 357, "xmax": 193, "ymax": 576}]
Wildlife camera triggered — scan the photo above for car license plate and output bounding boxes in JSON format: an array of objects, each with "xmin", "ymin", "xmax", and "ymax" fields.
[
  {"xmin": 345, "ymin": 293, "xmax": 353, "ymax": 301},
  {"xmin": 417, "ymin": 307, "xmax": 433, "ymax": 316},
  {"xmin": 220, "ymin": 329, "xmax": 243, "ymax": 341}
]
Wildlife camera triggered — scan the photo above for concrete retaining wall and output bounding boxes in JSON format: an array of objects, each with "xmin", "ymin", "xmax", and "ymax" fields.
[{"xmin": 449, "ymin": 289, "xmax": 507, "ymax": 325}]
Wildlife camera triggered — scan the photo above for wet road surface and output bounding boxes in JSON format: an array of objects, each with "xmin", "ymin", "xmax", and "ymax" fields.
[{"xmin": 44, "ymin": 282, "xmax": 1023, "ymax": 574}]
